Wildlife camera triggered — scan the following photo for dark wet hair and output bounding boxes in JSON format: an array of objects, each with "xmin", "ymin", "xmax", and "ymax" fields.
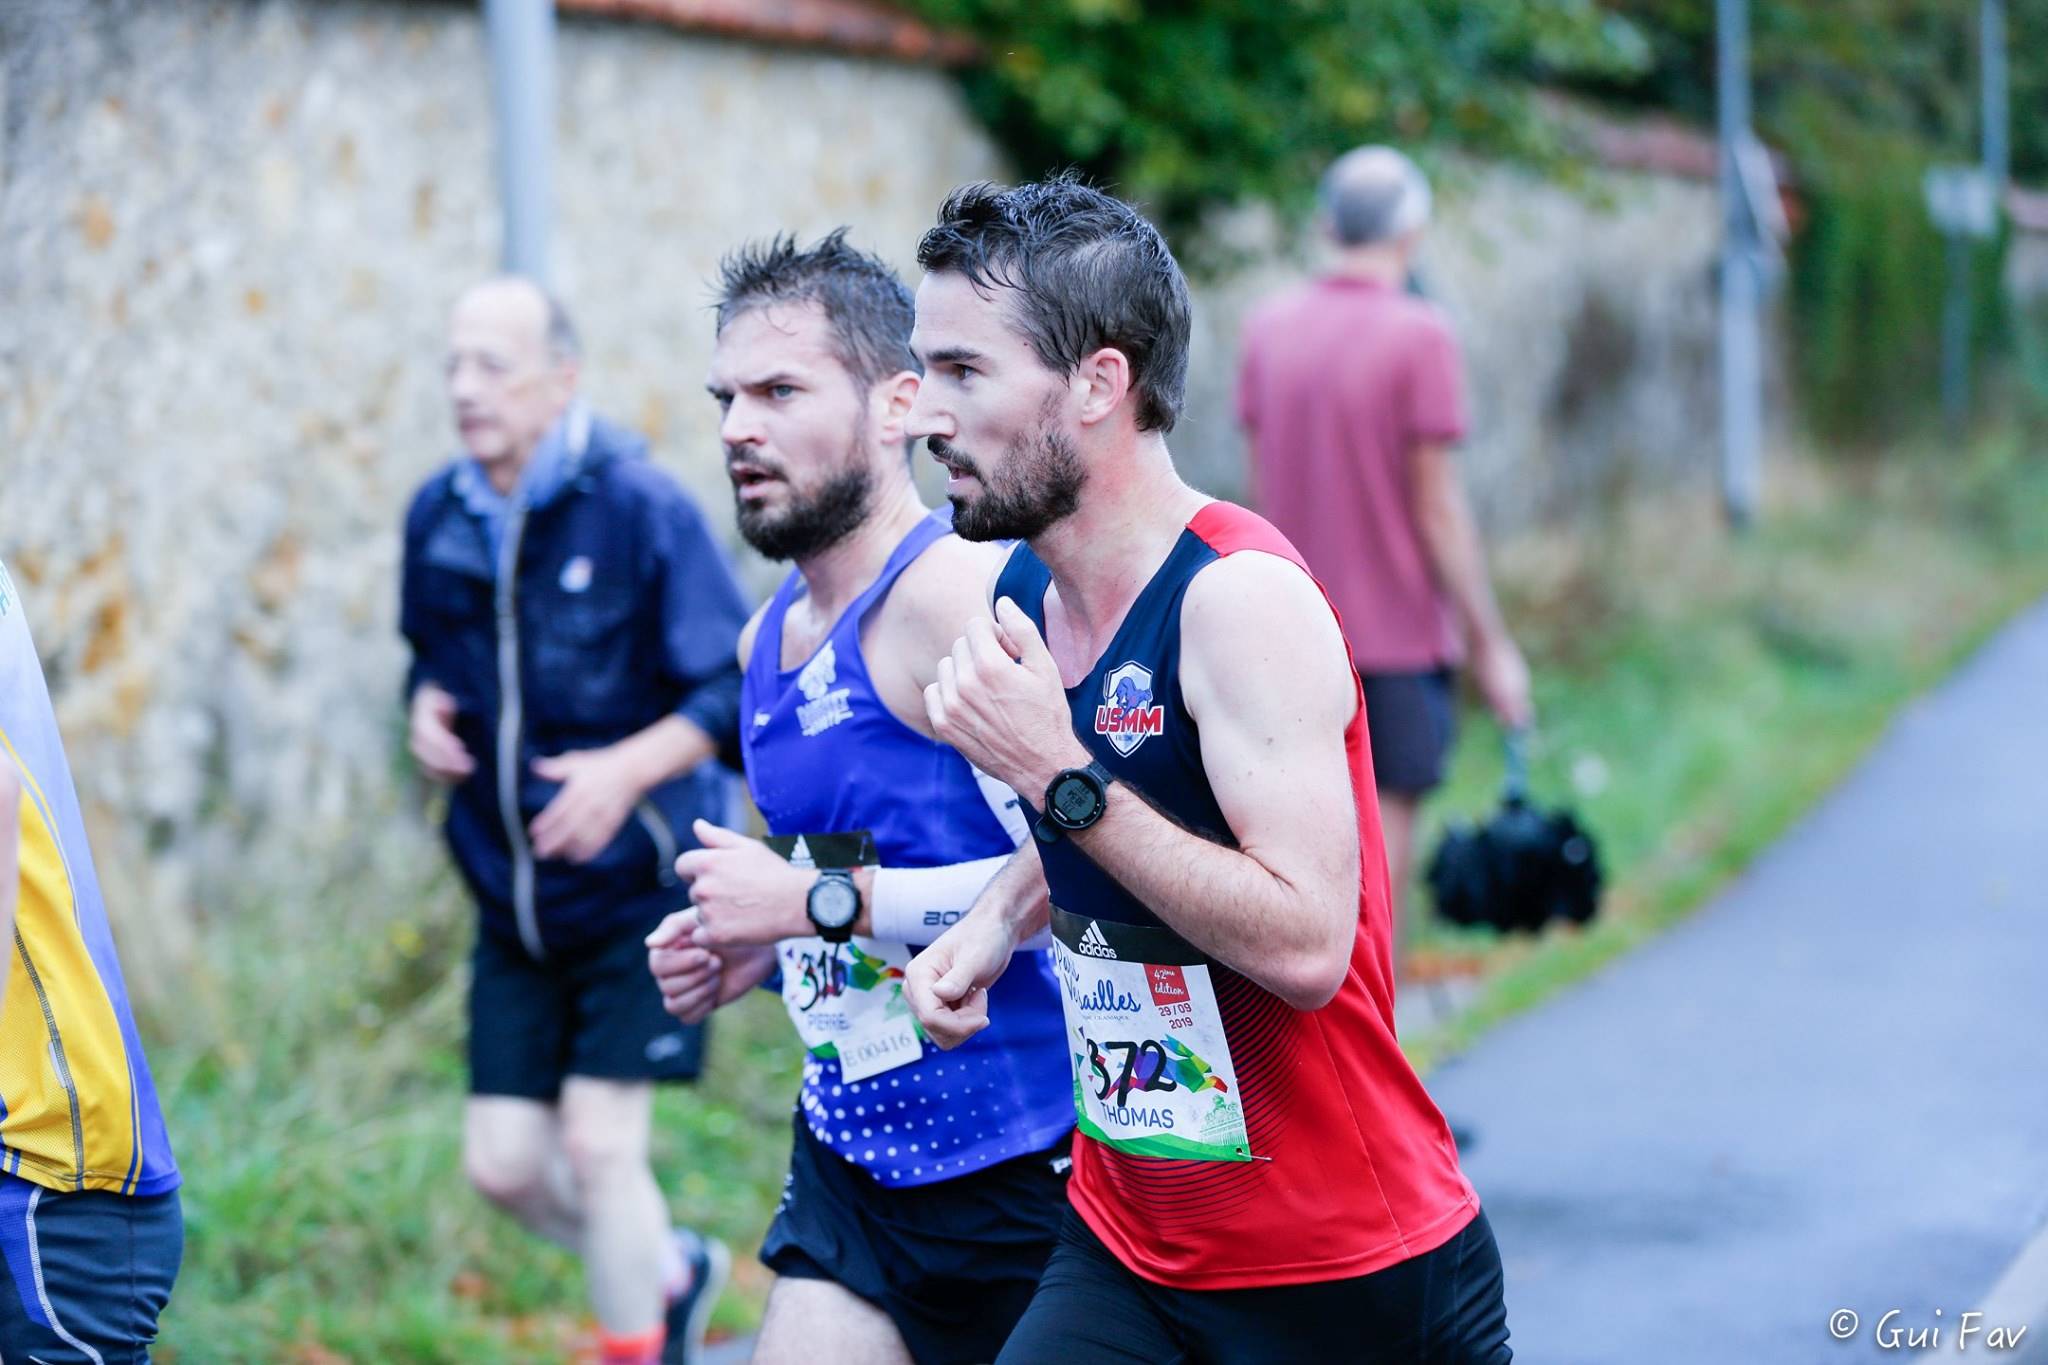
[
  {"xmin": 714, "ymin": 228, "xmax": 917, "ymax": 391},
  {"xmin": 915, "ymin": 173, "xmax": 1191, "ymax": 432}
]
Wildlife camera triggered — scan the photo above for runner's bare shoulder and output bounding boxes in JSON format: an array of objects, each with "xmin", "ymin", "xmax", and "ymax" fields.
[
  {"xmin": 864, "ymin": 532, "xmax": 1008, "ymax": 731},
  {"xmin": 876, "ymin": 533, "xmax": 1007, "ymax": 664},
  {"xmin": 1179, "ymin": 549, "xmax": 1353, "ymax": 728}
]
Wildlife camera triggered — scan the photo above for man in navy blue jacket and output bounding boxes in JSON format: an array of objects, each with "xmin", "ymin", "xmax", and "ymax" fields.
[{"xmin": 400, "ymin": 278, "xmax": 744, "ymax": 1365}]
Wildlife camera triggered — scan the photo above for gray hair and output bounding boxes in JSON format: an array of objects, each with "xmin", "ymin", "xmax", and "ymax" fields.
[
  {"xmin": 460, "ymin": 276, "xmax": 581, "ymax": 363},
  {"xmin": 1320, "ymin": 146, "xmax": 1432, "ymax": 247},
  {"xmin": 542, "ymin": 290, "xmax": 581, "ymax": 364}
]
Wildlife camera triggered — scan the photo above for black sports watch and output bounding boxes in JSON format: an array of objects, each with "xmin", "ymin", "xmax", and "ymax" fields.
[
  {"xmin": 1035, "ymin": 761, "xmax": 1114, "ymax": 843},
  {"xmin": 806, "ymin": 869, "xmax": 861, "ymax": 944}
]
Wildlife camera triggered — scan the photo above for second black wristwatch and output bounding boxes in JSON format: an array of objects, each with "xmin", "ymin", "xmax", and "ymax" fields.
[
  {"xmin": 1035, "ymin": 760, "xmax": 1114, "ymax": 843},
  {"xmin": 806, "ymin": 868, "xmax": 861, "ymax": 944}
]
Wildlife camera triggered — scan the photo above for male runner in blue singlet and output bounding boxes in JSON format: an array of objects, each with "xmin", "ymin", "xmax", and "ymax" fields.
[{"xmin": 645, "ymin": 232, "xmax": 1073, "ymax": 1365}]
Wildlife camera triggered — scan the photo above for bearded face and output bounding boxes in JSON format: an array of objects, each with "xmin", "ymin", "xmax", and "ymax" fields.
[
  {"xmin": 709, "ymin": 300, "xmax": 886, "ymax": 564},
  {"xmin": 927, "ymin": 398, "xmax": 1085, "ymax": 543},
  {"xmin": 728, "ymin": 432, "xmax": 874, "ymax": 562}
]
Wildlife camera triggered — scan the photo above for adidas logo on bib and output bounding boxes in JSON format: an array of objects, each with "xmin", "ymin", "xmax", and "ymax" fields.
[{"xmin": 1077, "ymin": 920, "xmax": 1117, "ymax": 959}]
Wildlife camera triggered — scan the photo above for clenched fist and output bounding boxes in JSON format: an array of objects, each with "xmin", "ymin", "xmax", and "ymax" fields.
[{"xmin": 924, "ymin": 598, "xmax": 1087, "ymax": 799}]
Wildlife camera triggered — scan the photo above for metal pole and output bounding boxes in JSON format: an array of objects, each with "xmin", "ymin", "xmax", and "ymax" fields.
[
  {"xmin": 1718, "ymin": 0, "xmax": 1761, "ymax": 528},
  {"xmin": 484, "ymin": 0, "xmax": 555, "ymax": 282},
  {"xmin": 1943, "ymin": 229, "xmax": 1971, "ymax": 431},
  {"xmin": 1983, "ymin": 0, "xmax": 2008, "ymax": 189},
  {"xmin": 1936, "ymin": 0, "xmax": 2008, "ymax": 437}
]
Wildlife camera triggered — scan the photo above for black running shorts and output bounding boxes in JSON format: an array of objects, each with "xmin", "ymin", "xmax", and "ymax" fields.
[
  {"xmin": 762, "ymin": 1111, "xmax": 1071, "ymax": 1365},
  {"xmin": 997, "ymin": 1205, "xmax": 1511, "ymax": 1365}
]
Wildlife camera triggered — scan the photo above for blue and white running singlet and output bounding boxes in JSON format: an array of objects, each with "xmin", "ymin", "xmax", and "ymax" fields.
[{"xmin": 741, "ymin": 514, "xmax": 1072, "ymax": 1187}]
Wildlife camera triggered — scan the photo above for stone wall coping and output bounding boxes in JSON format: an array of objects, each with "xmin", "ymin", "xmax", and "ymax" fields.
[
  {"xmin": 1535, "ymin": 93, "xmax": 1794, "ymax": 187},
  {"xmin": 559, "ymin": 0, "xmax": 980, "ymax": 66},
  {"xmin": 1544, "ymin": 96, "xmax": 2048, "ymax": 230}
]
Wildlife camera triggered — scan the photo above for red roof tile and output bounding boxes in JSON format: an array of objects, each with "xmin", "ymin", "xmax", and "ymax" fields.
[
  {"xmin": 1579, "ymin": 112, "xmax": 1721, "ymax": 182},
  {"xmin": 559, "ymin": 0, "xmax": 980, "ymax": 66}
]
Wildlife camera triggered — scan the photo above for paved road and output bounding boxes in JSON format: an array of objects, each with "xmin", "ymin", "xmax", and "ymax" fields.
[{"xmin": 1430, "ymin": 599, "xmax": 2048, "ymax": 1364}]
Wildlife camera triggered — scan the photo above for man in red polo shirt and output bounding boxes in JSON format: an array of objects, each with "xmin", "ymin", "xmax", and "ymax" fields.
[{"xmin": 1237, "ymin": 145, "xmax": 1533, "ymax": 956}]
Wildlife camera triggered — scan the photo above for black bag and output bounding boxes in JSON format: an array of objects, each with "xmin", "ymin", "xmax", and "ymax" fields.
[{"xmin": 1425, "ymin": 731, "xmax": 1602, "ymax": 934}]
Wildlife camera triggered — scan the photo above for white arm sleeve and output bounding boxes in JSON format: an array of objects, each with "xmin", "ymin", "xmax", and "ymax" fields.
[{"xmin": 867, "ymin": 766, "xmax": 1053, "ymax": 951}]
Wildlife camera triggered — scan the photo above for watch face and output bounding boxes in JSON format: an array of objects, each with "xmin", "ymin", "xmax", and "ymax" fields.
[
  {"xmin": 810, "ymin": 876, "xmax": 860, "ymax": 929},
  {"xmin": 1052, "ymin": 774, "xmax": 1105, "ymax": 827}
]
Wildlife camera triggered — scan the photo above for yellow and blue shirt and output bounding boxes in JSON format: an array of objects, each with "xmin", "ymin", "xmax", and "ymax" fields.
[{"xmin": 0, "ymin": 559, "xmax": 178, "ymax": 1196}]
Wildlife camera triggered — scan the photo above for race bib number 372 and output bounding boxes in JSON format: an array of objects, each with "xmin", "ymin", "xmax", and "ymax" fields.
[{"xmin": 1050, "ymin": 907, "xmax": 1253, "ymax": 1163}]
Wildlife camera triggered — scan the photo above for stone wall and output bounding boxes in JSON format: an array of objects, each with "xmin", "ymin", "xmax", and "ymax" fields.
[
  {"xmin": 0, "ymin": 0, "xmax": 1756, "ymax": 943},
  {"xmin": 0, "ymin": 0, "xmax": 1006, "ymax": 937}
]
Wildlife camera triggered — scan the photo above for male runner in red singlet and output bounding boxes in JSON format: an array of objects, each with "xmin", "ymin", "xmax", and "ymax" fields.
[{"xmin": 899, "ymin": 175, "xmax": 1513, "ymax": 1363}]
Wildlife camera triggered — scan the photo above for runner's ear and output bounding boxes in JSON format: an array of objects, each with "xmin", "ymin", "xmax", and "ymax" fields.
[
  {"xmin": 873, "ymin": 369, "xmax": 921, "ymax": 447},
  {"xmin": 1072, "ymin": 345, "xmax": 1132, "ymax": 427}
]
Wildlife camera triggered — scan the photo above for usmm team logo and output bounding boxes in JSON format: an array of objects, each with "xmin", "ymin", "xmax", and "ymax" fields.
[{"xmin": 1094, "ymin": 661, "xmax": 1164, "ymax": 757}]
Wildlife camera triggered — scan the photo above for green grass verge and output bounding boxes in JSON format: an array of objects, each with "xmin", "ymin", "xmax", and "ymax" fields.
[
  {"xmin": 152, "ymin": 862, "xmax": 803, "ymax": 1363},
  {"xmin": 144, "ymin": 429, "xmax": 2046, "ymax": 1361}
]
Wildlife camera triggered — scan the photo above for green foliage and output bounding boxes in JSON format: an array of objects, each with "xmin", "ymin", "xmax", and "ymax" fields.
[
  {"xmin": 1781, "ymin": 125, "xmax": 1950, "ymax": 443},
  {"xmin": 148, "ymin": 839, "xmax": 800, "ymax": 1362},
  {"xmin": 901, "ymin": 0, "xmax": 1652, "ymax": 237},
  {"xmin": 1587, "ymin": 1, "xmax": 2044, "ymax": 438},
  {"xmin": 1591, "ymin": 0, "xmax": 2047, "ymax": 184}
]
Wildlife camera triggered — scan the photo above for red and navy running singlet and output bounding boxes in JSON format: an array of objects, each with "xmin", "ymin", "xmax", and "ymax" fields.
[{"xmin": 994, "ymin": 502, "xmax": 1478, "ymax": 1290}]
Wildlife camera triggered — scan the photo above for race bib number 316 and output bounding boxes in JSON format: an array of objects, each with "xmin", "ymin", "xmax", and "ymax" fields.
[
  {"xmin": 1050, "ymin": 907, "xmax": 1253, "ymax": 1163},
  {"xmin": 766, "ymin": 830, "xmax": 923, "ymax": 1084}
]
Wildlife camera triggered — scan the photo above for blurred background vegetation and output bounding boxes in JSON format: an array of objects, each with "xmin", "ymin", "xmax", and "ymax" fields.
[{"xmin": 905, "ymin": 0, "xmax": 2048, "ymax": 441}]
